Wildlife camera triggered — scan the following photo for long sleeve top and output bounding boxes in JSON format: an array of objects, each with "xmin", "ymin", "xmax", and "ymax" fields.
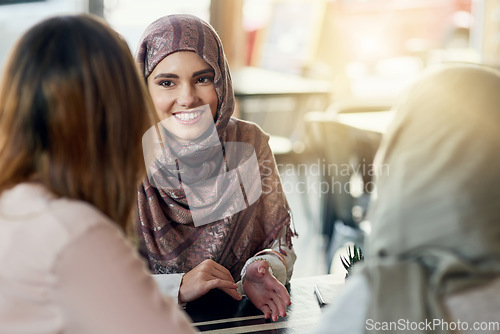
[
  {"xmin": 152, "ymin": 229, "xmax": 296, "ymax": 301},
  {"xmin": 312, "ymin": 274, "xmax": 500, "ymax": 334},
  {"xmin": 0, "ymin": 183, "xmax": 196, "ymax": 334}
]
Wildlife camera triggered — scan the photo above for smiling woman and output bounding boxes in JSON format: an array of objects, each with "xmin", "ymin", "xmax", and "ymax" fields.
[
  {"xmin": 135, "ymin": 14, "xmax": 297, "ymax": 322},
  {"xmin": 147, "ymin": 51, "xmax": 218, "ymax": 142}
]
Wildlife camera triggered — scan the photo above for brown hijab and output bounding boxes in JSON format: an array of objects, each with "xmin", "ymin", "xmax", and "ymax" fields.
[{"xmin": 135, "ymin": 14, "xmax": 293, "ymax": 278}]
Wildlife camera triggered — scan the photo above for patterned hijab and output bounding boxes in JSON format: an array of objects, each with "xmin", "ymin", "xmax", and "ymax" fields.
[
  {"xmin": 361, "ymin": 64, "xmax": 500, "ymax": 333},
  {"xmin": 135, "ymin": 14, "xmax": 292, "ymax": 278}
]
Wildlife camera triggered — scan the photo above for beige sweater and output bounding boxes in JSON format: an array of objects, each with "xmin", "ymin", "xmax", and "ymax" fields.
[
  {"xmin": 313, "ymin": 274, "xmax": 500, "ymax": 334},
  {"xmin": 0, "ymin": 183, "xmax": 196, "ymax": 334}
]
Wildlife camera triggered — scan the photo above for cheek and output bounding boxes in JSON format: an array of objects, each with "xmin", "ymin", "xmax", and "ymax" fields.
[
  {"xmin": 208, "ymin": 90, "xmax": 219, "ymax": 119},
  {"xmin": 149, "ymin": 89, "xmax": 174, "ymax": 115}
]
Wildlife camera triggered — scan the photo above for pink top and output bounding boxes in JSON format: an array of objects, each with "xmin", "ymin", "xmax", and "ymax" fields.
[{"xmin": 0, "ymin": 183, "xmax": 196, "ymax": 334}]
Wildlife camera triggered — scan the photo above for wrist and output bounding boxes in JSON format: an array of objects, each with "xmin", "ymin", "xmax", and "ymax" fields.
[
  {"xmin": 254, "ymin": 249, "xmax": 287, "ymax": 271},
  {"xmin": 241, "ymin": 257, "xmax": 274, "ymax": 283}
]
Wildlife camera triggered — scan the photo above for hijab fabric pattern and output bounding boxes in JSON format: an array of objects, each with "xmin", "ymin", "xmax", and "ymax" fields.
[
  {"xmin": 135, "ymin": 14, "xmax": 293, "ymax": 278},
  {"xmin": 361, "ymin": 65, "xmax": 500, "ymax": 333}
]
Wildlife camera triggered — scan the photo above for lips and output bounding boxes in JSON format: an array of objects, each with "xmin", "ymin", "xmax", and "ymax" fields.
[{"xmin": 172, "ymin": 109, "xmax": 204, "ymax": 123}]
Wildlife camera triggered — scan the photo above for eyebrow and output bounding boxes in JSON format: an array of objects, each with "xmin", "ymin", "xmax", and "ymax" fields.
[
  {"xmin": 154, "ymin": 68, "xmax": 214, "ymax": 80},
  {"xmin": 154, "ymin": 73, "xmax": 178, "ymax": 80},
  {"xmin": 193, "ymin": 68, "xmax": 215, "ymax": 77}
]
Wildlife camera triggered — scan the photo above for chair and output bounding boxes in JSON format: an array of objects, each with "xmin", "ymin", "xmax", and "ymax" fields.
[{"xmin": 302, "ymin": 99, "xmax": 392, "ymax": 271}]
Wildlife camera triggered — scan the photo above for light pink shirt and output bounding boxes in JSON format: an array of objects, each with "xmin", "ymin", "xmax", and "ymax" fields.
[{"xmin": 0, "ymin": 183, "xmax": 196, "ymax": 334}]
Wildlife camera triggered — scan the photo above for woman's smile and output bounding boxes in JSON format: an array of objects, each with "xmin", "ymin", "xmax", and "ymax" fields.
[{"xmin": 172, "ymin": 108, "xmax": 204, "ymax": 123}]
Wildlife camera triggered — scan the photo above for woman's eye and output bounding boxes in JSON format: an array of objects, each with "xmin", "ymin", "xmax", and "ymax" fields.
[
  {"xmin": 159, "ymin": 80, "xmax": 174, "ymax": 87},
  {"xmin": 197, "ymin": 76, "xmax": 213, "ymax": 84}
]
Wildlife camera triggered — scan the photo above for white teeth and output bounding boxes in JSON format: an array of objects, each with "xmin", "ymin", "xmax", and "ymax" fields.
[{"xmin": 174, "ymin": 112, "xmax": 201, "ymax": 121}]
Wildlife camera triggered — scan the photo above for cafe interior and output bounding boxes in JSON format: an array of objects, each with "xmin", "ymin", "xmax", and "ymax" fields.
[{"xmin": 1, "ymin": 0, "xmax": 499, "ymax": 333}]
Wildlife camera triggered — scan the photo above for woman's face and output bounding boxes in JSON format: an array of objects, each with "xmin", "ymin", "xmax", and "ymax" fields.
[{"xmin": 147, "ymin": 51, "xmax": 218, "ymax": 142}]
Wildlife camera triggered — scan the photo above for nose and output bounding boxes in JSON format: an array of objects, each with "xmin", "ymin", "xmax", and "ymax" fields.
[{"xmin": 176, "ymin": 83, "xmax": 197, "ymax": 108}]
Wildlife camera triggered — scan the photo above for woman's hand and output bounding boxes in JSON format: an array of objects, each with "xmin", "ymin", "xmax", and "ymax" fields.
[
  {"xmin": 243, "ymin": 260, "xmax": 291, "ymax": 321},
  {"xmin": 178, "ymin": 259, "xmax": 242, "ymax": 303}
]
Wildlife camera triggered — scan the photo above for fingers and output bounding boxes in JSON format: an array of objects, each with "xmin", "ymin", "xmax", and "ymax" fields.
[
  {"xmin": 272, "ymin": 291, "xmax": 287, "ymax": 318},
  {"xmin": 179, "ymin": 260, "xmax": 239, "ymax": 303},
  {"xmin": 263, "ymin": 273, "xmax": 290, "ymax": 307},
  {"xmin": 259, "ymin": 294, "xmax": 289, "ymax": 321},
  {"xmin": 261, "ymin": 305, "xmax": 272, "ymax": 319},
  {"xmin": 205, "ymin": 278, "xmax": 238, "ymax": 291},
  {"xmin": 199, "ymin": 259, "xmax": 235, "ymax": 283},
  {"xmin": 198, "ymin": 261, "xmax": 241, "ymax": 299},
  {"xmin": 212, "ymin": 262, "xmax": 236, "ymax": 282},
  {"xmin": 273, "ymin": 284, "xmax": 291, "ymax": 306},
  {"xmin": 221, "ymin": 286, "xmax": 243, "ymax": 301},
  {"xmin": 267, "ymin": 300, "xmax": 279, "ymax": 321}
]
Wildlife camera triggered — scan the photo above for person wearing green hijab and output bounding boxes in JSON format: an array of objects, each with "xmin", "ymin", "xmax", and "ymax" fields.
[{"xmin": 314, "ymin": 64, "xmax": 500, "ymax": 334}]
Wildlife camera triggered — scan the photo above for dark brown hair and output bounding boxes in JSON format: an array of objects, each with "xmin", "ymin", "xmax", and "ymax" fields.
[{"xmin": 0, "ymin": 14, "xmax": 154, "ymax": 230}]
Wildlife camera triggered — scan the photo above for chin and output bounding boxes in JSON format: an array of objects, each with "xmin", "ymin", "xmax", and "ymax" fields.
[{"xmin": 172, "ymin": 128, "xmax": 210, "ymax": 142}]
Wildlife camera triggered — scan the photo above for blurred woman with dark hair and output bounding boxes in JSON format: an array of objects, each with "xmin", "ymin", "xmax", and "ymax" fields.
[{"xmin": 0, "ymin": 14, "xmax": 195, "ymax": 334}]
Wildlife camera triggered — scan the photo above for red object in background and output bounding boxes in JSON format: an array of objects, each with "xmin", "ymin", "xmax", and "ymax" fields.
[{"xmin": 329, "ymin": 0, "xmax": 473, "ymax": 63}]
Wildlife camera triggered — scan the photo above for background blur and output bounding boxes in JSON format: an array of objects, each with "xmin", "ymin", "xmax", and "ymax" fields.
[
  {"xmin": 1, "ymin": 0, "xmax": 499, "ymax": 277},
  {"xmin": 2, "ymin": 0, "xmax": 496, "ymax": 98}
]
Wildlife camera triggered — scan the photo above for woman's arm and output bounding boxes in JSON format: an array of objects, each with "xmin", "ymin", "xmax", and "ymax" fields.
[
  {"xmin": 54, "ymin": 222, "xmax": 196, "ymax": 334},
  {"xmin": 235, "ymin": 227, "xmax": 296, "ymax": 321},
  {"xmin": 151, "ymin": 273, "xmax": 184, "ymax": 302},
  {"xmin": 238, "ymin": 227, "xmax": 297, "ymax": 287},
  {"xmin": 177, "ymin": 259, "xmax": 242, "ymax": 303}
]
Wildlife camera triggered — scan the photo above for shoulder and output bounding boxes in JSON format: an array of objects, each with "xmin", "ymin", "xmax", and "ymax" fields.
[
  {"xmin": 0, "ymin": 183, "xmax": 115, "ymax": 272},
  {"xmin": 50, "ymin": 196, "xmax": 114, "ymax": 239},
  {"xmin": 445, "ymin": 277, "xmax": 500, "ymax": 324},
  {"xmin": 0, "ymin": 182, "xmax": 110, "ymax": 228},
  {"xmin": 226, "ymin": 118, "xmax": 272, "ymax": 158},
  {"xmin": 226, "ymin": 117, "xmax": 270, "ymax": 143}
]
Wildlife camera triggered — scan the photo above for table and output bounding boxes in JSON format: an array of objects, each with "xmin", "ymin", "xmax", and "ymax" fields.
[
  {"xmin": 335, "ymin": 111, "xmax": 395, "ymax": 134},
  {"xmin": 304, "ymin": 110, "xmax": 395, "ymax": 135},
  {"xmin": 232, "ymin": 67, "xmax": 331, "ymax": 99},
  {"xmin": 185, "ymin": 274, "xmax": 345, "ymax": 334}
]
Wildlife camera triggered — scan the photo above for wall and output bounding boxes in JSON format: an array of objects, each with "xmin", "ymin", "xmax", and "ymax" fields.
[{"xmin": 0, "ymin": 0, "xmax": 87, "ymax": 72}]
